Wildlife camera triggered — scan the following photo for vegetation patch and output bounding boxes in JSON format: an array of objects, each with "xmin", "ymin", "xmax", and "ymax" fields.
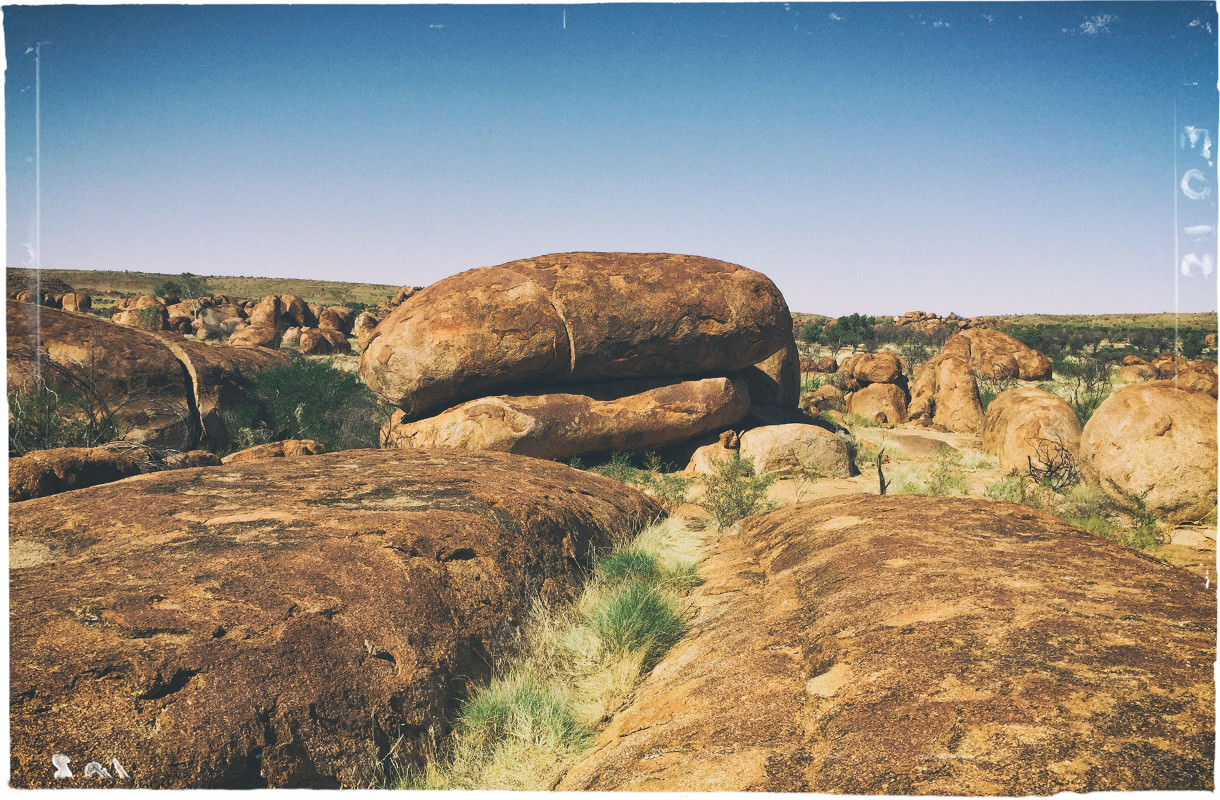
[
  {"xmin": 890, "ymin": 445, "xmax": 969, "ymax": 497},
  {"xmin": 697, "ymin": 451, "xmax": 776, "ymax": 528},
  {"xmin": 219, "ymin": 359, "xmax": 392, "ymax": 455},
  {"xmin": 396, "ymin": 516, "xmax": 700, "ymax": 790},
  {"xmin": 575, "ymin": 451, "xmax": 690, "ymax": 512}
]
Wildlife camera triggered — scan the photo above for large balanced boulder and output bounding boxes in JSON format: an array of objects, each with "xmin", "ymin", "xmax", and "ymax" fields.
[
  {"xmin": 1079, "ymin": 382, "xmax": 1217, "ymax": 523},
  {"xmin": 982, "ymin": 388, "xmax": 1082, "ymax": 475},
  {"xmin": 7, "ymin": 301, "xmax": 198, "ymax": 449},
  {"xmin": 382, "ymin": 377, "xmax": 749, "ymax": 461},
  {"xmin": 837, "ymin": 351, "xmax": 904, "ymax": 389},
  {"xmin": 738, "ymin": 423, "xmax": 851, "ymax": 477},
  {"xmin": 558, "ymin": 495, "xmax": 1215, "ymax": 793},
  {"xmin": 9, "ymin": 449, "xmax": 660, "ymax": 788},
  {"xmin": 359, "ymin": 252, "xmax": 792, "ymax": 417}
]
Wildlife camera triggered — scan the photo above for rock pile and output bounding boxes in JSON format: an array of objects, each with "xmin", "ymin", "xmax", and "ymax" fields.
[
  {"xmin": 1121, "ymin": 354, "xmax": 1217, "ymax": 397},
  {"xmin": 909, "ymin": 329, "xmax": 1053, "ymax": 432},
  {"xmin": 558, "ymin": 495, "xmax": 1216, "ymax": 793},
  {"xmin": 366, "ymin": 252, "xmax": 797, "ymax": 461},
  {"xmin": 9, "ymin": 449, "xmax": 660, "ymax": 788}
]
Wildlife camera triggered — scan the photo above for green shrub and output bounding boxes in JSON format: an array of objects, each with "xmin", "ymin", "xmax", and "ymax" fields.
[
  {"xmin": 154, "ymin": 272, "xmax": 209, "ymax": 299},
  {"xmin": 842, "ymin": 412, "xmax": 880, "ymax": 428},
  {"xmin": 698, "ymin": 451, "xmax": 775, "ymax": 528},
  {"xmin": 589, "ymin": 582, "xmax": 684, "ymax": 667},
  {"xmin": 135, "ymin": 305, "xmax": 164, "ymax": 330},
  {"xmin": 973, "ymin": 369, "xmax": 1018, "ymax": 413},
  {"xmin": 220, "ymin": 359, "xmax": 390, "ymax": 454},
  {"xmin": 588, "ymin": 451, "xmax": 690, "ymax": 510},
  {"xmin": 8, "ymin": 353, "xmax": 122, "ymax": 456}
]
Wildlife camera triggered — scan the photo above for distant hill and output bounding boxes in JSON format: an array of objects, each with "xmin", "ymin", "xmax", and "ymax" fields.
[{"xmin": 6, "ymin": 267, "xmax": 402, "ymax": 308}]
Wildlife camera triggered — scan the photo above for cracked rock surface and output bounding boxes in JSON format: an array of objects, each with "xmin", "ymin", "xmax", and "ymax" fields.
[
  {"xmin": 558, "ymin": 495, "xmax": 1215, "ymax": 793},
  {"xmin": 9, "ymin": 449, "xmax": 659, "ymax": 788}
]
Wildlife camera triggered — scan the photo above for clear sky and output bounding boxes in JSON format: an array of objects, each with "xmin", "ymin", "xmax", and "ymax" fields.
[{"xmin": 5, "ymin": 2, "xmax": 1217, "ymax": 316}]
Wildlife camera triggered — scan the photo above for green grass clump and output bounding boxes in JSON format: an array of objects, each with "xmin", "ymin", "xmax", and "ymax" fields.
[
  {"xmin": 590, "ymin": 582, "xmax": 684, "ymax": 667},
  {"xmin": 398, "ymin": 516, "xmax": 700, "ymax": 790},
  {"xmin": 594, "ymin": 549, "xmax": 660, "ymax": 585},
  {"xmin": 456, "ymin": 676, "xmax": 587, "ymax": 754}
]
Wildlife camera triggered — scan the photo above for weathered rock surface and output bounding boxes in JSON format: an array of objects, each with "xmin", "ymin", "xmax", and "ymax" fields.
[
  {"xmin": 1079, "ymin": 382, "xmax": 1217, "ymax": 523},
  {"xmin": 10, "ymin": 445, "xmax": 220, "ymax": 501},
  {"xmin": 558, "ymin": 495, "xmax": 1215, "ymax": 793},
  {"xmin": 802, "ymin": 383, "xmax": 845, "ymax": 414},
  {"xmin": 960, "ymin": 328, "xmax": 1053, "ymax": 380},
  {"xmin": 845, "ymin": 382, "xmax": 908, "ymax": 425},
  {"xmin": 221, "ymin": 439, "xmax": 327, "ymax": 464},
  {"xmin": 7, "ymin": 301, "xmax": 198, "ymax": 449},
  {"xmin": 318, "ymin": 306, "xmax": 355, "ymax": 335},
  {"xmin": 1120, "ymin": 363, "xmax": 1157, "ymax": 383},
  {"xmin": 982, "ymin": 388, "xmax": 1082, "ymax": 475},
  {"xmin": 298, "ymin": 327, "xmax": 351, "ymax": 356},
  {"xmin": 152, "ymin": 336, "xmax": 291, "ymax": 450},
  {"xmin": 909, "ymin": 350, "xmax": 984, "ymax": 433},
  {"xmin": 9, "ymin": 449, "xmax": 660, "ymax": 788},
  {"xmin": 735, "ymin": 339, "xmax": 800, "ymax": 409},
  {"xmin": 383, "ymin": 377, "xmax": 750, "ymax": 461},
  {"xmin": 738, "ymin": 423, "xmax": 851, "ymax": 477},
  {"xmin": 354, "ymin": 312, "xmax": 379, "ymax": 351},
  {"xmin": 228, "ymin": 324, "xmax": 282, "ymax": 349},
  {"xmin": 359, "ymin": 252, "xmax": 792, "ymax": 417}
]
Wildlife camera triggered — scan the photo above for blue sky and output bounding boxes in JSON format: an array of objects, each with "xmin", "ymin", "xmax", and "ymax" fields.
[{"xmin": 5, "ymin": 2, "xmax": 1217, "ymax": 315}]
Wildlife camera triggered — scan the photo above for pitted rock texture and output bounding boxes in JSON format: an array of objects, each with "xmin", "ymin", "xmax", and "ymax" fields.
[
  {"xmin": 10, "ymin": 449, "xmax": 660, "ymax": 788},
  {"xmin": 1079, "ymin": 381, "xmax": 1217, "ymax": 523},
  {"xmin": 359, "ymin": 252, "xmax": 792, "ymax": 417},
  {"xmin": 558, "ymin": 495, "xmax": 1215, "ymax": 793},
  {"xmin": 381, "ymin": 377, "xmax": 750, "ymax": 461},
  {"xmin": 982, "ymin": 387, "xmax": 1082, "ymax": 474}
]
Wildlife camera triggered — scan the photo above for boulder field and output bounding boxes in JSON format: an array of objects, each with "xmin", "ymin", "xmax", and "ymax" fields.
[
  {"xmin": 558, "ymin": 495, "xmax": 1215, "ymax": 793},
  {"xmin": 9, "ymin": 449, "xmax": 660, "ymax": 788},
  {"xmin": 7, "ymin": 300, "xmax": 290, "ymax": 453},
  {"xmin": 367, "ymin": 252, "xmax": 798, "ymax": 461}
]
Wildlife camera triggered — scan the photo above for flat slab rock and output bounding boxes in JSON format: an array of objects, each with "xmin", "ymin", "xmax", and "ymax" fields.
[
  {"xmin": 9, "ymin": 449, "xmax": 660, "ymax": 788},
  {"xmin": 558, "ymin": 495, "xmax": 1215, "ymax": 793}
]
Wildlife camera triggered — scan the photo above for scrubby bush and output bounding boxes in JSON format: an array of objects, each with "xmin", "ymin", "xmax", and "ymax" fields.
[
  {"xmin": 220, "ymin": 358, "xmax": 390, "ymax": 454},
  {"xmin": 586, "ymin": 451, "xmax": 690, "ymax": 511},
  {"xmin": 698, "ymin": 451, "xmax": 775, "ymax": 528},
  {"xmin": 891, "ymin": 444, "xmax": 968, "ymax": 497},
  {"xmin": 8, "ymin": 353, "xmax": 122, "ymax": 456},
  {"xmin": 984, "ymin": 475, "xmax": 1025, "ymax": 503},
  {"xmin": 153, "ymin": 272, "xmax": 209, "ymax": 300},
  {"xmin": 1053, "ymin": 356, "xmax": 1113, "ymax": 426}
]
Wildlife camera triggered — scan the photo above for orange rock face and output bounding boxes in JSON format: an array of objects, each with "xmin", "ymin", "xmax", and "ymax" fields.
[
  {"xmin": 1079, "ymin": 381, "xmax": 1217, "ymax": 523},
  {"xmin": 982, "ymin": 387, "xmax": 1082, "ymax": 474},
  {"xmin": 359, "ymin": 252, "xmax": 792, "ymax": 418},
  {"xmin": 558, "ymin": 495, "xmax": 1215, "ymax": 793},
  {"xmin": 9, "ymin": 449, "xmax": 660, "ymax": 788},
  {"xmin": 221, "ymin": 439, "xmax": 327, "ymax": 464},
  {"xmin": 845, "ymin": 382, "xmax": 909, "ymax": 425}
]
